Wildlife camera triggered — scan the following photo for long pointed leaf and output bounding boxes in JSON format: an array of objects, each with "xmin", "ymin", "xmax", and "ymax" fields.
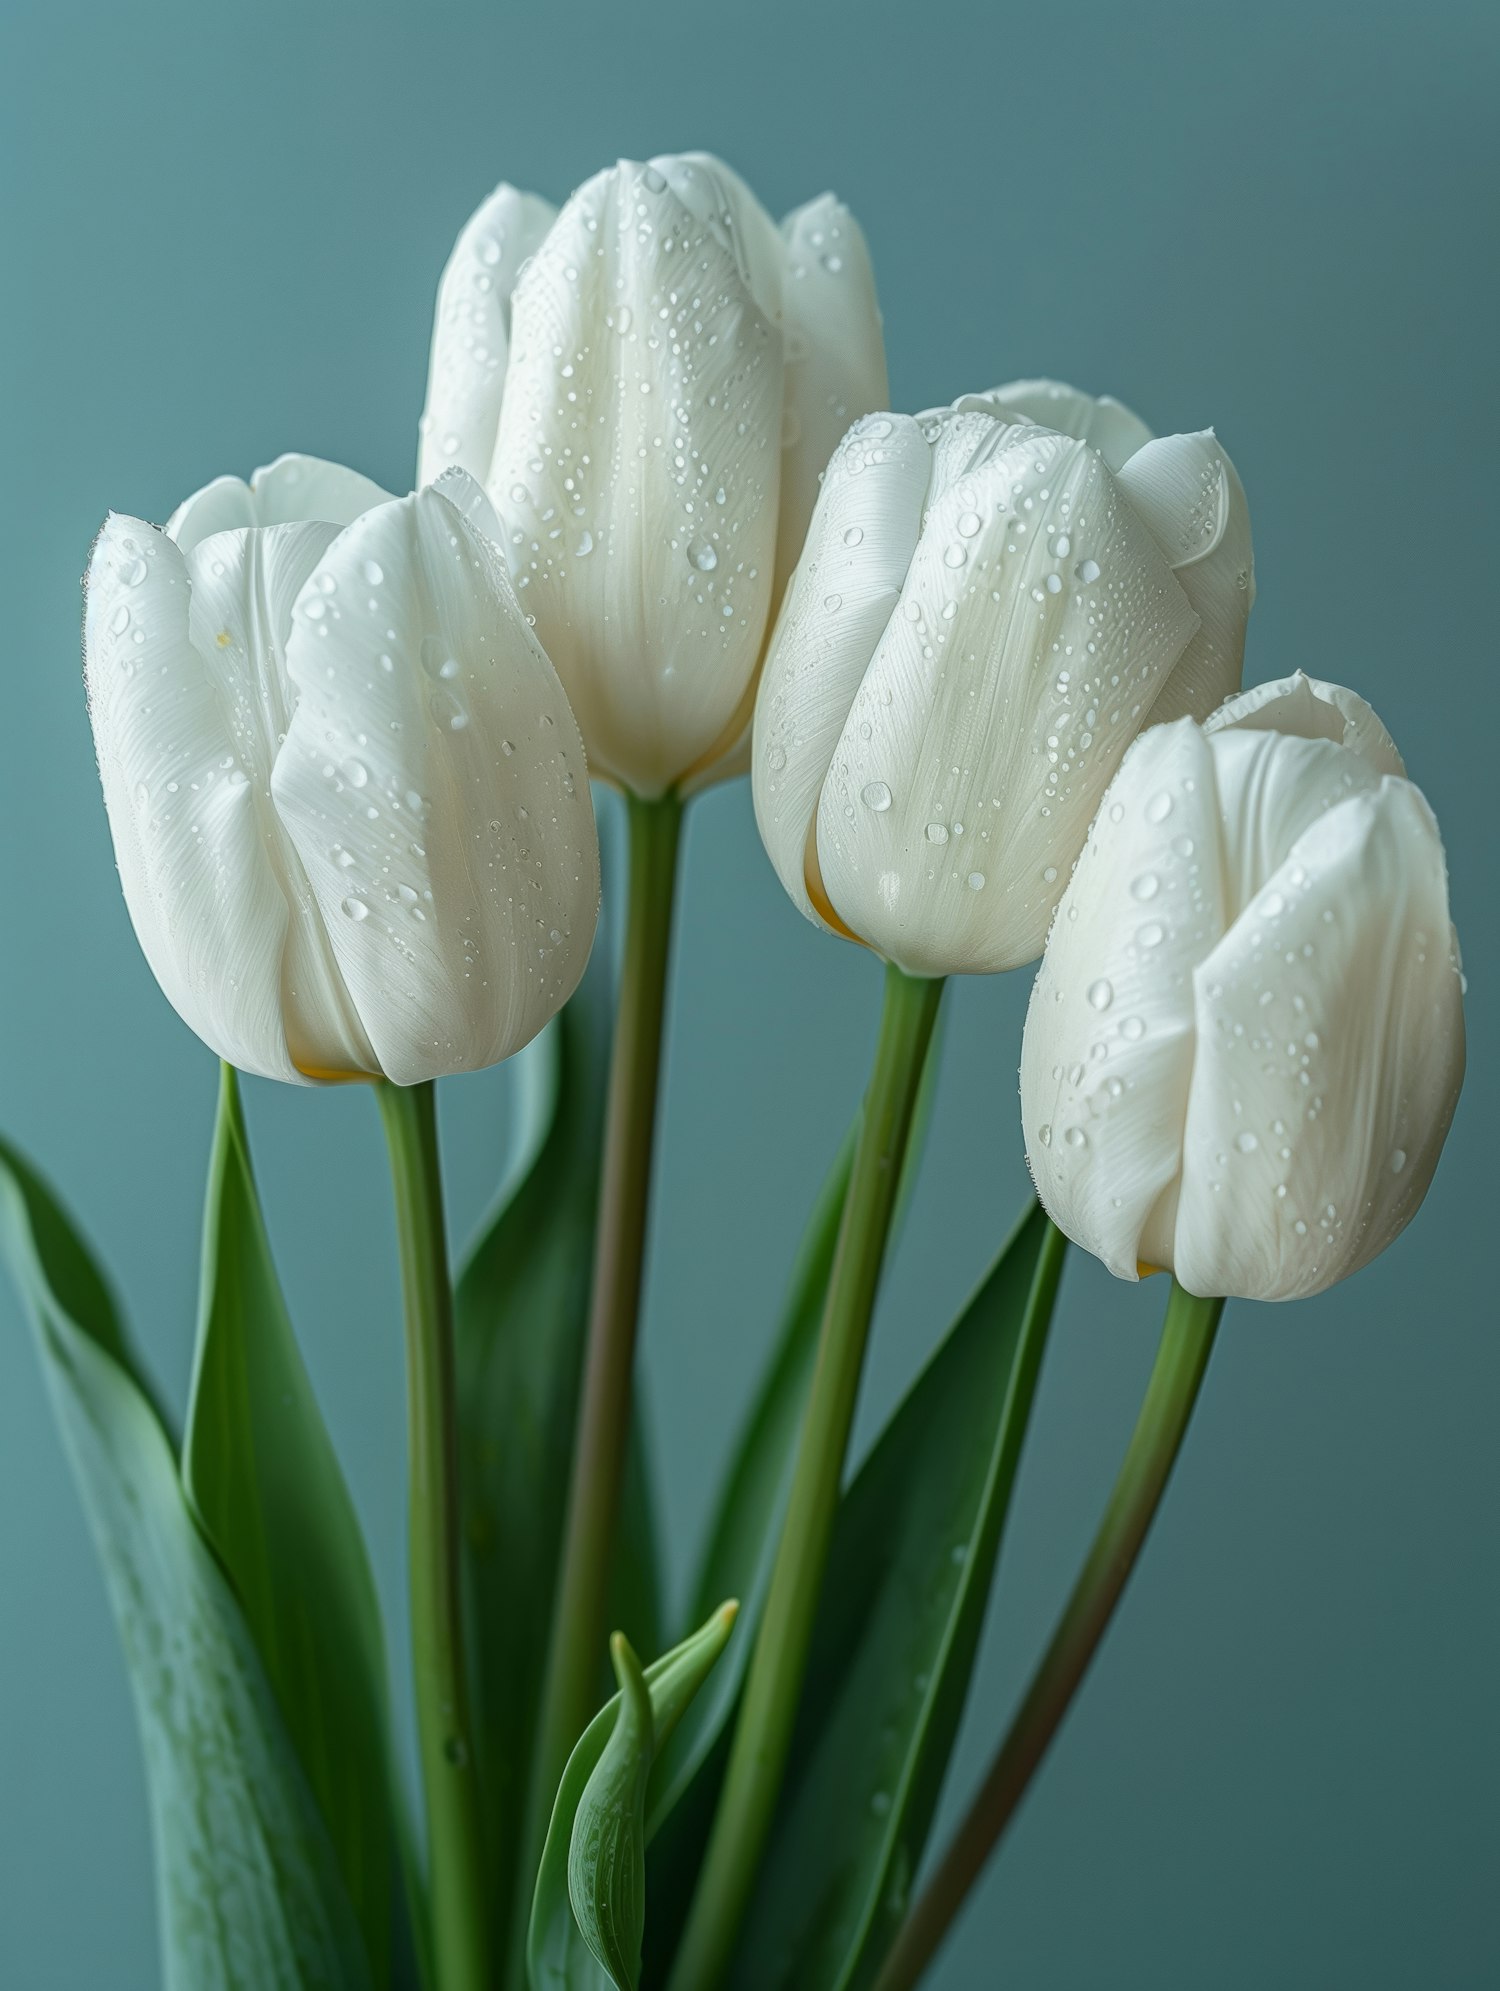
[
  {"xmin": 182, "ymin": 1066, "xmax": 403, "ymax": 1984},
  {"xmin": 729, "ymin": 1205, "xmax": 1067, "ymax": 1990},
  {"xmin": 0, "ymin": 1137, "xmax": 372, "ymax": 1991}
]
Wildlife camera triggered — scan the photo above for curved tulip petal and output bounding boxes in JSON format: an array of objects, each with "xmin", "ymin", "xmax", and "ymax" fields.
[
  {"xmin": 966, "ymin": 379, "xmax": 1154, "ymax": 472},
  {"xmin": 1174, "ymin": 778, "xmax": 1464, "ymax": 1299},
  {"xmin": 183, "ymin": 523, "xmax": 380, "ymax": 1079},
  {"xmin": 491, "ymin": 160, "xmax": 782, "ymax": 797},
  {"xmin": 816, "ymin": 423, "xmax": 1200, "ymax": 973},
  {"xmin": 776, "ymin": 196, "xmax": 888, "ymax": 598},
  {"xmin": 1208, "ymin": 669, "xmax": 1405, "ymax": 777},
  {"xmin": 85, "ymin": 517, "xmax": 306, "ymax": 1082},
  {"xmin": 168, "ymin": 454, "xmax": 393, "ymax": 552},
  {"xmin": 1119, "ymin": 432, "xmax": 1253, "ymax": 724},
  {"xmin": 1020, "ymin": 720, "xmax": 1228, "ymax": 1279},
  {"xmin": 418, "ymin": 184, "xmax": 557, "ymax": 488},
  {"xmin": 752, "ymin": 413, "xmax": 932, "ymax": 928},
  {"xmin": 273, "ymin": 479, "xmax": 600, "ymax": 1086},
  {"xmin": 1203, "ymin": 724, "xmax": 1386, "ymax": 920}
]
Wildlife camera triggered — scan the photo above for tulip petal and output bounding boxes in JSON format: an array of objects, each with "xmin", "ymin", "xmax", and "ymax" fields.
[
  {"xmin": 649, "ymin": 153, "xmax": 785, "ymax": 322},
  {"xmin": 273, "ymin": 479, "xmax": 600, "ymax": 1085},
  {"xmin": 816, "ymin": 423, "xmax": 1200, "ymax": 973},
  {"xmin": 1119, "ymin": 432, "xmax": 1254, "ymax": 724},
  {"xmin": 183, "ymin": 523, "xmax": 381, "ymax": 1079},
  {"xmin": 490, "ymin": 161, "xmax": 783, "ymax": 797},
  {"xmin": 964, "ymin": 379, "xmax": 1154, "ymax": 472},
  {"xmin": 417, "ymin": 184, "xmax": 558, "ymax": 489},
  {"xmin": 85, "ymin": 517, "xmax": 308, "ymax": 1082},
  {"xmin": 1207, "ymin": 669, "xmax": 1405, "ymax": 778},
  {"xmin": 168, "ymin": 454, "xmax": 392, "ymax": 552},
  {"xmin": 1020, "ymin": 720, "xmax": 1228, "ymax": 1279},
  {"xmin": 776, "ymin": 196, "xmax": 888, "ymax": 599},
  {"xmin": 752, "ymin": 414, "xmax": 932, "ymax": 930},
  {"xmin": 1173, "ymin": 777, "xmax": 1464, "ymax": 1299}
]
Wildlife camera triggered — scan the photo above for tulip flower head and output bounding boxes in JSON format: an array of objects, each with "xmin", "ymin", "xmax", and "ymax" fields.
[
  {"xmin": 753, "ymin": 385, "xmax": 1253, "ymax": 976},
  {"xmin": 1020, "ymin": 673, "xmax": 1465, "ymax": 1300},
  {"xmin": 84, "ymin": 455, "xmax": 600, "ymax": 1086},
  {"xmin": 419, "ymin": 154, "xmax": 889, "ymax": 798}
]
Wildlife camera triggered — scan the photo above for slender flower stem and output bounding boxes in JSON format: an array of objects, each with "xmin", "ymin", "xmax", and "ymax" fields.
[
  {"xmin": 870, "ymin": 1280, "xmax": 1225, "ymax": 1991},
  {"xmin": 376, "ymin": 1080, "xmax": 487, "ymax": 1991},
  {"xmin": 526, "ymin": 790, "xmax": 684, "ymax": 1864},
  {"xmin": 668, "ymin": 961, "xmax": 946, "ymax": 1991}
]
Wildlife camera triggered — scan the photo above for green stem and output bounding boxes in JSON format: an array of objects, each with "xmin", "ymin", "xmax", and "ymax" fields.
[
  {"xmin": 524, "ymin": 790, "xmax": 683, "ymax": 1885},
  {"xmin": 870, "ymin": 1279, "xmax": 1225, "ymax": 1991},
  {"xmin": 667, "ymin": 961, "xmax": 946, "ymax": 1991},
  {"xmin": 376, "ymin": 1080, "xmax": 487, "ymax": 1991}
]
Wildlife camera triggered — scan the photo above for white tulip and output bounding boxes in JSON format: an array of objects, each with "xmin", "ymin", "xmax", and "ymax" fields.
[
  {"xmin": 85, "ymin": 454, "xmax": 600, "ymax": 1087},
  {"xmin": 420, "ymin": 153, "xmax": 888, "ymax": 798},
  {"xmin": 1020, "ymin": 673, "xmax": 1465, "ymax": 1300},
  {"xmin": 753, "ymin": 388, "xmax": 1252, "ymax": 975}
]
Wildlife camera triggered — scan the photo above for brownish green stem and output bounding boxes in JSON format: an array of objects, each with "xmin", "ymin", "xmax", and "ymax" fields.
[{"xmin": 870, "ymin": 1279, "xmax": 1225, "ymax": 1991}]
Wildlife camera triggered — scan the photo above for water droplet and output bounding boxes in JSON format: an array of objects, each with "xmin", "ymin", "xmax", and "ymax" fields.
[
  {"xmin": 1390, "ymin": 1147, "xmax": 1408, "ymax": 1174},
  {"xmin": 1137, "ymin": 921, "xmax": 1165, "ymax": 948},
  {"xmin": 1260, "ymin": 890, "xmax": 1286, "ymax": 918},
  {"xmin": 109, "ymin": 604, "xmax": 131, "ymax": 635},
  {"xmin": 1235, "ymin": 1131, "xmax": 1259, "ymax": 1154},
  {"xmin": 843, "ymin": 525, "xmax": 864, "ymax": 547},
  {"xmin": 1088, "ymin": 978, "xmax": 1114, "ymax": 1011},
  {"xmin": 824, "ymin": 592, "xmax": 843, "ymax": 612},
  {"xmin": 689, "ymin": 537, "xmax": 718, "ymax": 573},
  {"xmin": 1131, "ymin": 871, "xmax": 1160, "ymax": 901},
  {"xmin": 1051, "ymin": 531, "xmax": 1072, "ymax": 557},
  {"xmin": 118, "ymin": 555, "xmax": 147, "ymax": 587},
  {"xmin": 1145, "ymin": 791, "xmax": 1172, "ymax": 825},
  {"xmin": 966, "ymin": 871, "xmax": 986, "ymax": 891},
  {"xmin": 362, "ymin": 559, "xmax": 384, "ymax": 587},
  {"xmin": 925, "ymin": 822, "xmax": 949, "ymax": 845},
  {"xmin": 343, "ymin": 759, "xmax": 369, "ymax": 789},
  {"xmin": 615, "ymin": 304, "xmax": 633, "ymax": 336},
  {"xmin": 1121, "ymin": 1015, "xmax": 1147, "ymax": 1041},
  {"xmin": 1065, "ymin": 1126, "xmax": 1088, "ymax": 1149},
  {"xmin": 944, "ymin": 544, "xmax": 967, "ymax": 569},
  {"xmin": 957, "ymin": 510, "xmax": 982, "ymax": 538},
  {"xmin": 766, "ymin": 744, "xmax": 788, "ymax": 773},
  {"xmin": 1038, "ymin": 1123, "xmax": 1053, "ymax": 1147},
  {"xmin": 576, "ymin": 530, "xmax": 594, "ymax": 557},
  {"xmin": 861, "ymin": 781, "xmax": 892, "ymax": 812},
  {"xmin": 1075, "ymin": 557, "xmax": 1101, "ymax": 585},
  {"xmin": 342, "ymin": 897, "xmax": 370, "ymax": 922},
  {"xmin": 1044, "ymin": 572, "xmax": 1063, "ymax": 594}
]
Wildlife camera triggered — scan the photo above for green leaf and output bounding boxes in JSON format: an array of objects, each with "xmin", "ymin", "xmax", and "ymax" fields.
[
  {"xmin": 728, "ymin": 1204, "xmax": 1067, "ymax": 1991},
  {"xmin": 568, "ymin": 1637, "xmax": 653, "ymax": 1991},
  {"xmin": 182, "ymin": 1066, "xmax": 402, "ymax": 1985},
  {"xmin": 455, "ymin": 948, "xmax": 662, "ymax": 1957},
  {"xmin": 0, "ymin": 1136, "xmax": 372, "ymax": 1991},
  {"xmin": 528, "ymin": 1605, "xmax": 738, "ymax": 1991}
]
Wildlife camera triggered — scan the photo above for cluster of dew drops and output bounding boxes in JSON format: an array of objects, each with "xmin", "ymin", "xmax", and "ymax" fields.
[{"xmin": 497, "ymin": 169, "xmax": 781, "ymax": 665}]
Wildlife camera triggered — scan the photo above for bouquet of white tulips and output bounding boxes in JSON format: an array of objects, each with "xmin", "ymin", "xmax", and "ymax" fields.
[{"xmin": 0, "ymin": 152, "xmax": 1465, "ymax": 1991}]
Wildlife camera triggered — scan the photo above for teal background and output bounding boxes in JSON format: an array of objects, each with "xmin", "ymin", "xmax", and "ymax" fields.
[{"xmin": 2, "ymin": 0, "xmax": 1496, "ymax": 1983}]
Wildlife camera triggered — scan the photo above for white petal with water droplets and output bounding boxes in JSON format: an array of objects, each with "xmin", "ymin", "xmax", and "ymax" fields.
[
  {"xmin": 85, "ymin": 516, "xmax": 308, "ymax": 1082},
  {"xmin": 752, "ymin": 414, "xmax": 931, "ymax": 929},
  {"xmin": 1020, "ymin": 720, "xmax": 1227, "ymax": 1279},
  {"xmin": 1174, "ymin": 776, "xmax": 1463, "ymax": 1299},
  {"xmin": 775, "ymin": 195, "xmax": 888, "ymax": 600},
  {"xmin": 167, "ymin": 453, "xmax": 393, "ymax": 551},
  {"xmin": 1120, "ymin": 432, "xmax": 1253, "ymax": 724},
  {"xmin": 418, "ymin": 184, "xmax": 558, "ymax": 489},
  {"xmin": 963, "ymin": 379, "xmax": 1155, "ymax": 472},
  {"xmin": 273, "ymin": 481, "xmax": 599, "ymax": 1086},
  {"xmin": 816, "ymin": 424, "xmax": 1200, "ymax": 973},
  {"xmin": 1207, "ymin": 669, "xmax": 1404, "ymax": 777},
  {"xmin": 490, "ymin": 159, "xmax": 782, "ymax": 797}
]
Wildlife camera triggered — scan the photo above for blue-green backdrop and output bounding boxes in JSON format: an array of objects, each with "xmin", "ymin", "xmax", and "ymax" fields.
[{"xmin": 2, "ymin": 1, "xmax": 1495, "ymax": 1984}]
